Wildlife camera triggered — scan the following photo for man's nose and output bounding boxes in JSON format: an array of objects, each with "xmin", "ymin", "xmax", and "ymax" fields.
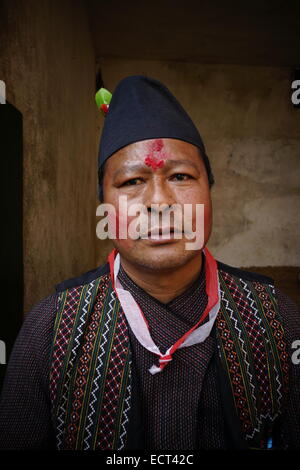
[{"xmin": 143, "ymin": 178, "xmax": 175, "ymax": 210}]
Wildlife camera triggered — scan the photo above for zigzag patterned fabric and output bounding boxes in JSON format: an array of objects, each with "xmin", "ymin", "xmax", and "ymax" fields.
[
  {"xmin": 216, "ymin": 270, "xmax": 289, "ymax": 448},
  {"xmin": 50, "ymin": 275, "xmax": 132, "ymax": 450},
  {"xmin": 49, "ymin": 268, "xmax": 289, "ymax": 450}
]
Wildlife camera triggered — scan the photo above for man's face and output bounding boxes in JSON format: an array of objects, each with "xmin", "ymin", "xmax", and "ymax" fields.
[{"xmin": 103, "ymin": 138, "xmax": 213, "ymax": 271}]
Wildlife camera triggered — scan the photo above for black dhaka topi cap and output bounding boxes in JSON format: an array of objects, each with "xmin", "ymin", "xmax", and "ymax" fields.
[{"xmin": 98, "ymin": 75, "xmax": 214, "ymax": 199}]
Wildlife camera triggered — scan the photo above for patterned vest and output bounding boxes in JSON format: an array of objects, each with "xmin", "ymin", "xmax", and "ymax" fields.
[{"xmin": 49, "ymin": 262, "xmax": 289, "ymax": 450}]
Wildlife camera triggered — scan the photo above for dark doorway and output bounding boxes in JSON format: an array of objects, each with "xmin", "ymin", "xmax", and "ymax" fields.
[{"xmin": 0, "ymin": 101, "xmax": 23, "ymax": 391}]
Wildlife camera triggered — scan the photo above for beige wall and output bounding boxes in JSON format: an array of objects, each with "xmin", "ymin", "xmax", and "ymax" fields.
[
  {"xmin": 97, "ymin": 58, "xmax": 300, "ymax": 268},
  {"xmin": 1, "ymin": 0, "xmax": 97, "ymax": 312}
]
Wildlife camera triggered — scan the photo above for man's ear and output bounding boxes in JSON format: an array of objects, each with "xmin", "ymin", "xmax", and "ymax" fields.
[{"xmin": 198, "ymin": 148, "xmax": 214, "ymax": 188}]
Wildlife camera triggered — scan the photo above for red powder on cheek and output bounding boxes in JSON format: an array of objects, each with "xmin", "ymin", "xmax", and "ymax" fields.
[
  {"xmin": 114, "ymin": 212, "xmax": 121, "ymax": 239},
  {"xmin": 114, "ymin": 211, "xmax": 129, "ymax": 240},
  {"xmin": 113, "ymin": 211, "xmax": 137, "ymax": 250},
  {"xmin": 144, "ymin": 138, "xmax": 169, "ymax": 170}
]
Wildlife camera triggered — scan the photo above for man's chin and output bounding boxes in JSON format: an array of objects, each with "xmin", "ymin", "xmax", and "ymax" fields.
[{"xmin": 116, "ymin": 242, "xmax": 201, "ymax": 272}]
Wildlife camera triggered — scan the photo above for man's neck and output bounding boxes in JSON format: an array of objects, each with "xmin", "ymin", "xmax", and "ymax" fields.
[{"xmin": 119, "ymin": 253, "xmax": 203, "ymax": 304}]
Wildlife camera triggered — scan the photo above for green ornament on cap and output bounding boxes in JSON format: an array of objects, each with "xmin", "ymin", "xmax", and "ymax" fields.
[{"xmin": 95, "ymin": 88, "xmax": 112, "ymax": 116}]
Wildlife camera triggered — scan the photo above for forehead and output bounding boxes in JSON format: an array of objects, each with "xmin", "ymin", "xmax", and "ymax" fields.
[{"xmin": 104, "ymin": 138, "xmax": 202, "ymax": 173}]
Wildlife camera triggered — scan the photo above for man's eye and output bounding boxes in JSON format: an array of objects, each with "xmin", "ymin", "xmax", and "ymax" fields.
[
  {"xmin": 122, "ymin": 178, "xmax": 143, "ymax": 186},
  {"xmin": 171, "ymin": 173, "xmax": 192, "ymax": 181}
]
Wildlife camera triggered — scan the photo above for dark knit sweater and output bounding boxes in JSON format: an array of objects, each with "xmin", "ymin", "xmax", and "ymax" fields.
[{"xmin": 0, "ymin": 263, "xmax": 299, "ymax": 450}]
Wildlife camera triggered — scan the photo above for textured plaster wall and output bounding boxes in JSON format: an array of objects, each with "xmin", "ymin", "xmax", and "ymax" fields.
[
  {"xmin": 1, "ymin": 0, "xmax": 97, "ymax": 312},
  {"xmin": 96, "ymin": 58, "xmax": 300, "ymax": 267}
]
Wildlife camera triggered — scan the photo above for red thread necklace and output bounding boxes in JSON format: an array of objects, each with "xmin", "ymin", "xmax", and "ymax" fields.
[{"xmin": 108, "ymin": 247, "xmax": 220, "ymax": 374}]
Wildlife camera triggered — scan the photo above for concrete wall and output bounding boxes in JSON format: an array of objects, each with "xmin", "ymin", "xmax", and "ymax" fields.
[
  {"xmin": 97, "ymin": 58, "xmax": 300, "ymax": 268},
  {"xmin": 1, "ymin": 0, "xmax": 97, "ymax": 312}
]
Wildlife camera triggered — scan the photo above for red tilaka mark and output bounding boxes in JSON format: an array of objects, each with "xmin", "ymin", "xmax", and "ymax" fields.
[
  {"xmin": 144, "ymin": 156, "xmax": 165, "ymax": 170},
  {"xmin": 144, "ymin": 139, "xmax": 169, "ymax": 170}
]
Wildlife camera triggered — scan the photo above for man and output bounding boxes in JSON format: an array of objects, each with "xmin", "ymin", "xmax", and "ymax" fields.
[{"xmin": 0, "ymin": 75, "xmax": 299, "ymax": 450}]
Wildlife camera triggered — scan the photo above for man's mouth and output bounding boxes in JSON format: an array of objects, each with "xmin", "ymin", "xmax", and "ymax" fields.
[{"xmin": 140, "ymin": 227, "xmax": 182, "ymax": 241}]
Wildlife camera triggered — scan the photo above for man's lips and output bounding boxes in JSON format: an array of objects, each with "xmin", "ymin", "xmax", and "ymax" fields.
[{"xmin": 139, "ymin": 227, "xmax": 182, "ymax": 240}]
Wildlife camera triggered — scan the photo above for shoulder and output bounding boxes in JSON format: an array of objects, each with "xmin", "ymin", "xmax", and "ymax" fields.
[
  {"xmin": 55, "ymin": 263, "xmax": 110, "ymax": 293},
  {"xmin": 21, "ymin": 293, "xmax": 59, "ymax": 350},
  {"xmin": 217, "ymin": 260, "xmax": 300, "ymax": 347},
  {"xmin": 275, "ymin": 287, "xmax": 300, "ymax": 343},
  {"xmin": 23, "ymin": 292, "xmax": 59, "ymax": 335},
  {"xmin": 217, "ymin": 260, "xmax": 273, "ymax": 284},
  {"xmin": 217, "ymin": 260, "xmax": 299, "ymax": 321}
]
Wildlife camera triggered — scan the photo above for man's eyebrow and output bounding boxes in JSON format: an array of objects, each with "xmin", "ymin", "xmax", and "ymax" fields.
[
  {"xmin": 164, "ymin": 159, "xmax": 200, "ymax": 171},
  {"xmin": 113, "ymin": 163, "xmax": 149, "ymax": 178}
]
